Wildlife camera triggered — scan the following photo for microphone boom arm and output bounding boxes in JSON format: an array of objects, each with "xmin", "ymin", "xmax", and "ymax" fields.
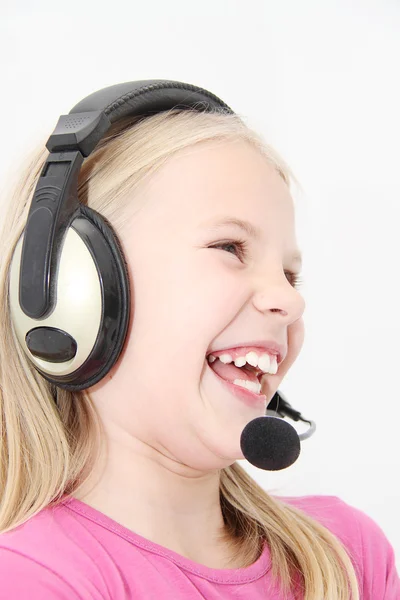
[{"xmin": 267, "ymin": 390, "xmax": 316, "ymax": 442}]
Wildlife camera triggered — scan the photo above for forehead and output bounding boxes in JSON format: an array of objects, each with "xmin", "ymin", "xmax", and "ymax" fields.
[
  {"xmin": 133, "ymin": 139, "xmax": 300, "ymax": 261},
  {"xmin": 145, "ymin": 139, "xmax": 292, "ymax": 210}
]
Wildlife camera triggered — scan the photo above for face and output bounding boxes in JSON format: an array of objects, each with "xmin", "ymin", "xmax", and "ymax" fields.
[{"xmin": 90, "ymin": 139, "xmax": 305, "ymax": 471}]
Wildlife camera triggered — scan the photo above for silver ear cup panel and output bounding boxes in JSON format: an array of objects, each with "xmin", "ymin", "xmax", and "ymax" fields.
[
  {"xmin": 9, "ymin": 225, "xmax": 103, "ymax": 379},
  {"xmin": 9, "ymin": 207, "xmax": 130, "ymax": 391}
]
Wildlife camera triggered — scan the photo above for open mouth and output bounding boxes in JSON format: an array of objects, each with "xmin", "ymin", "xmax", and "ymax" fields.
[
  {"xmin": 206, "ymin": 355, "xmax": 262, "ymax": 385},
  {"xmin": 206, "ymin": 358, "xmax": 267, "ymax": 403}
]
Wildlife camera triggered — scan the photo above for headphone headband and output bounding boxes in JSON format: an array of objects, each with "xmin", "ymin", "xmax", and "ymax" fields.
[{"xmin": 48, "ymin": 80, "xmax": 233, "ymax": 157}]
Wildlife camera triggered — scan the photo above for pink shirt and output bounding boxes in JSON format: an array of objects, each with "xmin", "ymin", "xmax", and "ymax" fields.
[{"xmin": 0, "ymin": 494, "xmax": 398, "ymax": 599}]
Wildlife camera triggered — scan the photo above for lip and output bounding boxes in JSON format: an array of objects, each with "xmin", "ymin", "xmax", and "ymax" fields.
[
  {"xmin": 207, "ymin": 362, "xmax": 267, "ymax": 407},
  {"xmin": 207, "ymin": 340, "xmax": 286, "ymax": 364}
]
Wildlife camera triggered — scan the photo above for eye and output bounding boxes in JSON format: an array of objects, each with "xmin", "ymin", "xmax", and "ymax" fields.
[
  {"xmin": 209, "ymin": 239, "xmax": 248, "ymax": 261},
  {"xmin": 285, "ymin": 271, "xmax": 303, "ymax": 290},
  {"xmin": 209, "ymin": 240, "xmax": 304, "ymax": 290}
]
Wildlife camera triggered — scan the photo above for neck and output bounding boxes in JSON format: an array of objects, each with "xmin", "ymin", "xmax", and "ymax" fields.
[{"xmin": 72, "ymin": 433, "xmax": 243, "ymax": 568}]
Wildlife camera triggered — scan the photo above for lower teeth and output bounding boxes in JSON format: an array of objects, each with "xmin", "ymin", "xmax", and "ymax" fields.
[{"xmin": 233, "ymin": 379, "xmax": 262, "ymax": 394}]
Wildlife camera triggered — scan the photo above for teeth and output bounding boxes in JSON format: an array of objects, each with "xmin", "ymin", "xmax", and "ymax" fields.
[
  {"xmin": 269, "ymin": 356, "xmax": 278, "ymax": 375},
  {"xmin": 258, "ymin": 353, "xmax": 271, "ymax": 372},
  {"xmin": 244, "ymin": 351, "xmax": 259, "ymax": 367},
  {"xmin": 233, "ymin": 379, "xmax": 262, "ymax": 394},
  {"xmin": 219, "ymin": 354, "xmax": 233, "ymax": 364},
  {"xmin": 234, "ymin": 356, "xmax": 246, "ymax": 367},
  {"xmin": 210, "ymin": 352, "xmax": 278, "ymax": 375}
]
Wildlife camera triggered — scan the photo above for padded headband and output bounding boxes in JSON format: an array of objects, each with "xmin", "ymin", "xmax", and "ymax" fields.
[{"xmin": 47, "ymin": 80, "xmax": 234, "ymax": 158}]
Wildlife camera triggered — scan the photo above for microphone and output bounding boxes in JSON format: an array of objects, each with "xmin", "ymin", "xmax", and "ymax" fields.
[{"xmin": 240, "ymin": 391, "xmax": 316, "ymax": 471}]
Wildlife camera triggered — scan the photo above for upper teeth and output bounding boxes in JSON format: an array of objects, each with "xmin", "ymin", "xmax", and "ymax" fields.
[{"xmin": 208, "ymin": 351, "xmax": 278, "ymax": 375}]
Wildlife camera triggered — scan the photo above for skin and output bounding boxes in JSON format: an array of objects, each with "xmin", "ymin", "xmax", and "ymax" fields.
[{"xmin": 74, "ymin": 139, "xmax": 306, "ymax": 568}]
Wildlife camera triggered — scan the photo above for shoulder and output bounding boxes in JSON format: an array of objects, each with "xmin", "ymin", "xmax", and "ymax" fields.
[
  {"xmin": 276, "ymin": 494, "xmax": 400, "ymax": 599},
  {"xmin": 0, "ymin": 546, "xmax": 82, "ymax": 599},
  {"xmin": 0, "ymin": 501, "xmax": 106, "ymax": 598}
]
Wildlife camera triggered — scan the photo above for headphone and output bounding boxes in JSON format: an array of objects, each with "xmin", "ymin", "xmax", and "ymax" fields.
[{"xmin": 8, "ymin": 79, "xmax": 315, "ymax": 440}]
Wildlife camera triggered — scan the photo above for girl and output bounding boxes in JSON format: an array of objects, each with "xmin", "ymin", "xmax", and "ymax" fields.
[{"xmin": 0, "ymin": 80, "xmax": 398, "ymax": 599}]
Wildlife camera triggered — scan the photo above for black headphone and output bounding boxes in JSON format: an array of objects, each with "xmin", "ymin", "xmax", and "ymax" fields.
[{"xmin": 8, "ymin": 79, "xmax": 315, "ymax": 439}]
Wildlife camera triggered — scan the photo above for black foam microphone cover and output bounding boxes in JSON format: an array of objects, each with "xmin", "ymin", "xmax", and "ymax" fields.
[{"xmin": 240, "ymin": 416, "xmax": 301, "ymax": 471}]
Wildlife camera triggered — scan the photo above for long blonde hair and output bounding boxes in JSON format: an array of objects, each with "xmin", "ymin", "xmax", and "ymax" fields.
[{"xmin": 0, "ymin": 109, "xmax": 360, "ymax": 599}]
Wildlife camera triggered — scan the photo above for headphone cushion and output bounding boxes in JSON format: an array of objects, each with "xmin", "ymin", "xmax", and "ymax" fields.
[{"xmin": 59, "ymin": 205, "xmax": 131, "ymax": 390}]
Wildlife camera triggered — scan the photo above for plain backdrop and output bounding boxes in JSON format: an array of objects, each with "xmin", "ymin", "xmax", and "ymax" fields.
[{"xmin": 1, "ymin": 0, "xmax": 399, "ymax": 567}]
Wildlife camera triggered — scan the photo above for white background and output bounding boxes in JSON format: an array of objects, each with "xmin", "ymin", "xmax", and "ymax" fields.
[{"xmin": 1, "ymin": 0, "xmax": 399, "ymax": 567}]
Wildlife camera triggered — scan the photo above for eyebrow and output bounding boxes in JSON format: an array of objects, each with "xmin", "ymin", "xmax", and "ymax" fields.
[{"xmin": 203, "ymin": 217, "xmax": 303, "ymax": 267}]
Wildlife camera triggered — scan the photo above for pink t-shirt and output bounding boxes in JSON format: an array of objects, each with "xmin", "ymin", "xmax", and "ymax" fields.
[{"xmin": 0, "ymin": 494, "xmax": 398, "ymax": 599}]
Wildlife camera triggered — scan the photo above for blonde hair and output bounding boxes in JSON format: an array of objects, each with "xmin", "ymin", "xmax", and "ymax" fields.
[{"xmin": 0, "ymin": 109, "xmax": 359, "ymax": 599}]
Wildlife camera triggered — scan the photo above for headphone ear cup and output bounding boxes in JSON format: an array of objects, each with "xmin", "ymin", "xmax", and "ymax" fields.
[
  {"xmin": 52, "ymin": 205, "xmax": 130, "ymax": 391},
  {"xmin": 65, "ymin": 205, "xmax": 131, "ymax": 390},
  {"xmin": 9, "ymin": 205, "xmax": 131, "ymax": 391}
]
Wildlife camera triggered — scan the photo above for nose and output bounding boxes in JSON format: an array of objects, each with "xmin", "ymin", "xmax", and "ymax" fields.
[{"xmin": 252, "ymin": 269, "xmax": 305, "ymax": 323}]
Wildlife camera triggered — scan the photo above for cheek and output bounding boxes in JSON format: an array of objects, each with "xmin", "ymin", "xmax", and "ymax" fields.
[
  {"xmin": 125, "ymin": 257, "xmax": 245, "ymax": 373},
  {"xmin": 192, "ymin": 254, "xmax": 248, "ymax": 310}
]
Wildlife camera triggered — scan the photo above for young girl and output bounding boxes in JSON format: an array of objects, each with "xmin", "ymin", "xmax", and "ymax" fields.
[{"xmin": 0, "ymin": 80, "xmax": 398, "ymax": 600}]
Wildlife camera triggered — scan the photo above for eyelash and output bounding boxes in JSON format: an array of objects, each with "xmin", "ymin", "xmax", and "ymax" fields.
[{"xmin": 210, "ymin": 238, "xmax": 304, "ymax": 290}]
